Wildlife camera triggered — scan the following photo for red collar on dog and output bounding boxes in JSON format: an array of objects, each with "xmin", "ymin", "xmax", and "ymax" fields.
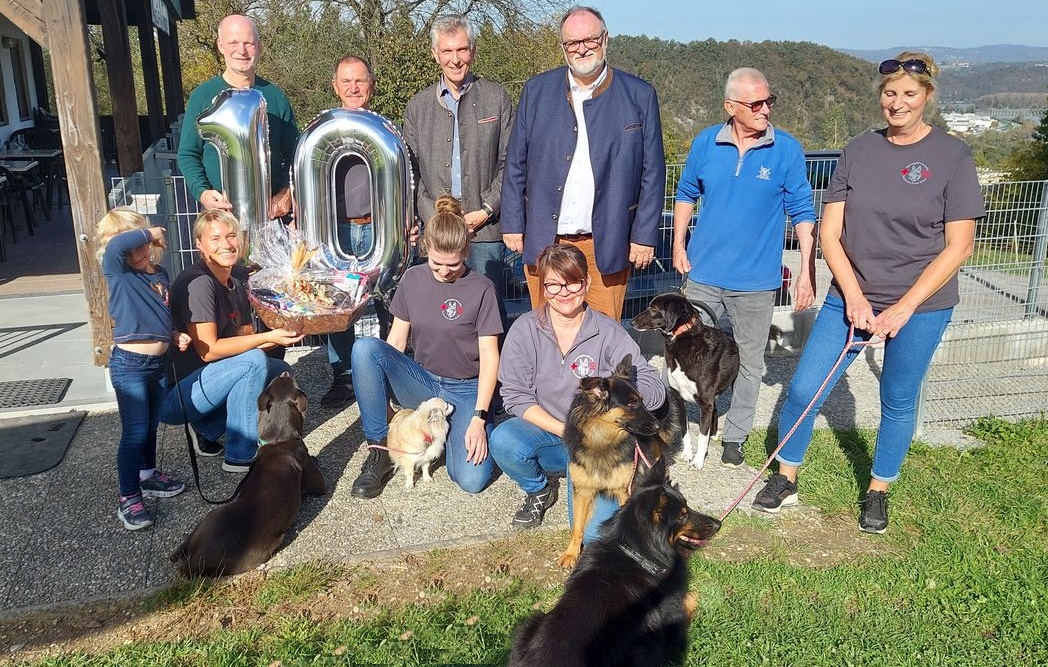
[
  {"xmin": 422, "ymin": 433, "xmax": 433, "ymax": 445},
  {"xmin": 669, "ymin": 317, "xmax": 696, "ymax": 341}
]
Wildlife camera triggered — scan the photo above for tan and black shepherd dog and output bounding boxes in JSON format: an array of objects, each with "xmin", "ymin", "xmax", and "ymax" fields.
[{"xmin": 558, "ymin": 354, "xmax": 686, "ymax": 569}]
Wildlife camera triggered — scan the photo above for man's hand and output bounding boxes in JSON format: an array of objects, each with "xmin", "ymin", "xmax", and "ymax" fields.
[
  {"xmin": 464, "ymin": 210, "xmax": 489, "ymax": 233},
  {"xmin": 200, "ymin": 190, "xmax": 233, "ymax": 211},
  {"xmin": 629, "ymin": 243, "xmax": 655, "ymax": 270},
  {"xmin": 503, "ymin": 233, "xmax": 523, "ymax": 254},
  {"xmin": 671, "ymin": 244, "xmax": 691, "ymax": 275},
  {"xmin": 794, "ymin": 273, "xmax": 815, "ymax": 312},
  {"xmin": 268, "ymin": 188, "xmax": 293, "ymax": 219}
]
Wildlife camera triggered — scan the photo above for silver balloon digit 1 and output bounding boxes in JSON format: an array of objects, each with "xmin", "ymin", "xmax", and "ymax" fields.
[
  {"xmin": 195, "ymin": 88, "xmax": 271, "ymax": 240},
  {"xmin": 291, "ymin": 108, "xmax": 413, "ymax": 301}
]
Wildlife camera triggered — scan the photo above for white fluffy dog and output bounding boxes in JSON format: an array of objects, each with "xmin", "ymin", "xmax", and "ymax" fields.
[{"xmin": 386, "ymin": 397, "xmax": 453, "ymax": 489}]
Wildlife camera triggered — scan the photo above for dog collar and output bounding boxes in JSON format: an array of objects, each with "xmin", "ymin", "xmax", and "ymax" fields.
[
  {"xmin": 423, "ymin": 433, "xmax": 433, "ymax": 445},
  {"xmin": 618, "ymin": 542, "xmax": 669, "ymax": 577},
  {"xmin": 669, "ymin": 317, "xmax": 696, "ymax": 341}
]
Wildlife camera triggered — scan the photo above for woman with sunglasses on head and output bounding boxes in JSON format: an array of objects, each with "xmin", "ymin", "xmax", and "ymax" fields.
[
  {"xmin": 348, "ymin": 195, "xmax": 502, "ymax": 498},
  {"xmin": 489, "ymin": 243, "xmax": 665, "ymax": 538},
  {"xmin": 753, "ymin": 52, "xmax": 985, "ymax": 533}
]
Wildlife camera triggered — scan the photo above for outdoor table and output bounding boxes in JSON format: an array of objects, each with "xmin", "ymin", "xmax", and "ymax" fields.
[
  {"xmin": 0, "ymin": 160, "xmax": 45, "ymax": 235},
  {"xmin": 0, "ymin": 150, "xmax": 62, "ymax": 207}
]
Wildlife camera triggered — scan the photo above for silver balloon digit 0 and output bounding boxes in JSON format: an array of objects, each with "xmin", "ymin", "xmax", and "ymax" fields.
[
  {"xmin": 291, "ymin": 108, "xmax": 413, "ymax": 301},
  {"xmin": 195, "ymin": 88, "xmax": 271, "ymax": 241}
]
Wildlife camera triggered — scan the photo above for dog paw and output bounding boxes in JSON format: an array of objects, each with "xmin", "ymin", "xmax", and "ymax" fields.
[
  {"xmin": 557, "ymin": 551, "xmax": 579, "ymax": 569},
  {"xmin": 689, "ymin": 454, "xmax": 706, "ymax": 470},
  {"xmin": 683, "ymin": 591, "xmax": 699, "ymax": 620}
]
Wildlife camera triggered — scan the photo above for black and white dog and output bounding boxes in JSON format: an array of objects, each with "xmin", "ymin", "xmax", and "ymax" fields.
[{"xmin": 631, "ymin": 293, "xmax": 740, "ymax": 468}]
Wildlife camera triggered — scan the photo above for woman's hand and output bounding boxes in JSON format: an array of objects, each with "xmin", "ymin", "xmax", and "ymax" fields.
[
  {"xmin": 267, "ymin": 328, "xmax": 305, "ymax": 347},
  {"xmin": 464, "ymin": 417, "xmax": 489, "ymax": 464},
  {"xmin": 845, "ymin": 293, "xmax": 877, "ymax": 333},
  {"xmin": 871, "ymin": 302, "xmax": 915, "ymax": 339},
  {"xmin": 174, "ymin": 331, "xmax": 192, "ymax": 352}
]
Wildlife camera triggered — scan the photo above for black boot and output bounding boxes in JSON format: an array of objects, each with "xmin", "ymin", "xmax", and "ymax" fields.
[{"xmin": 351, "ymin": 442, "xmax": 394, "ymax": 499}]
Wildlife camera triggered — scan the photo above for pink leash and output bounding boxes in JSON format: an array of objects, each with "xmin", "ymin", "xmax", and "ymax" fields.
[{"xmin": 718, "ymin": 324, "xmax": 876, "ymax": 523}]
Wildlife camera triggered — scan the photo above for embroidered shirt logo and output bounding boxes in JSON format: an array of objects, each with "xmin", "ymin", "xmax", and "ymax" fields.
[
  {"xmin": 441, "ymin": 298, "xmax": 463, "ymax": 320},
  {"xmin": 569, "ymin": 354, "xmax": 598, "ymax": 379},
  {"xmin": 901, "ymin": 162, "xmax": 931, "ymax": 185},
  {"xmin": 757, "ymin": 166, "xmax": 772, "ymax": 181}
]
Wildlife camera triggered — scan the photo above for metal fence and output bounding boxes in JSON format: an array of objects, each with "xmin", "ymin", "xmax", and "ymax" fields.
[{"xmin": 109, "ymin": 158, "xmax": 1048, "ymax": 430}]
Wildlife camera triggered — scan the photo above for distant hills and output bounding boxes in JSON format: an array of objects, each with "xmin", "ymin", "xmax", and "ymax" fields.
[
  {"xmin": 609, "ymin": 37, "xmax": 1047, "ymax": 157},
  {"xmin": 840, "ymin": 45, "xmax": 1048, "ymax": 65}
]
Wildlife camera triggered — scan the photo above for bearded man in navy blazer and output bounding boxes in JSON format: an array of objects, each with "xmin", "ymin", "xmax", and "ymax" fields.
[{"xmin": 501, "ymin": 4, "xmax": 665, "ymax": 322}]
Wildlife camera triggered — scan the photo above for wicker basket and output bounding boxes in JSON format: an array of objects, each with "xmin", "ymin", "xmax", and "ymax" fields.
[{"xmin": 249, "ymin": 290, "xmax": 367, "ymax": 335}]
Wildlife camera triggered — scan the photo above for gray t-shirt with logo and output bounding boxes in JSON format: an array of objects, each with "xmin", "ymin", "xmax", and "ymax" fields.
[
  {"xmin": 825, "ymin": 127, "xmax": 985, "ymax": 312},
  {"xmin": 390, "ymin": 264, "xmax": 503, "ymax": 379}
]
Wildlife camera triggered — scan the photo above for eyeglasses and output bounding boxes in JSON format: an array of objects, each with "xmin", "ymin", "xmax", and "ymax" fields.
[
  {"xmin": 543, "ymin": 280, "xmax": 585, "ymax": 296},
  {"xmin": 728, "ymin": 95, "xmax": 777, "ymax": 112},
  {"xmin": 561, "ymin": 31, "xmax": 606, "ymax": 53},
  {"xmin": 879, "ymin": 59, "xmax": 931, "ymax": 76}
]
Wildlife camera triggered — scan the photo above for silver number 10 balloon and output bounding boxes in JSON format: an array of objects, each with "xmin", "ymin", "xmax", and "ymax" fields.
[{"xmin": 195, "ymin": 94, "xmax": 413, "ymax": 305}]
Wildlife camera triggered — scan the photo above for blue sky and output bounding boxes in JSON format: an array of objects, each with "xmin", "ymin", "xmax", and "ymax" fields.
[{"xmin": 593, "ymin": 0, "xmax": 1048, "ymax": 49}]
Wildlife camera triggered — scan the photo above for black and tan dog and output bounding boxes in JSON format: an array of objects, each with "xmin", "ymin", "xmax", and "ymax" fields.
[
  {"xmin": 170, "ymin": 372, "xmax": 327, "ymax": 578},
  {"xmin": 510, "ymin": 458, "xmax": 721, "ymax": 667},
  {"xmin": 631, "ymin": 293, "xmax": 740, "ymax": 469},
  {"xmin": 558, "ymin": 354, "xmax": 685, "ymax": 569}
]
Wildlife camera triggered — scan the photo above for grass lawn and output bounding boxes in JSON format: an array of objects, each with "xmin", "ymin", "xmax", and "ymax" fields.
[{"xmin": 10, "ymin": 417, "xmax": 1048, "ymax": 666}]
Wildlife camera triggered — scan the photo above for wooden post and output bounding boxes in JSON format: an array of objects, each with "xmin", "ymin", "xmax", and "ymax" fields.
[
  {"xmin": 157, "ymin": 23, "xmax": 184, "ymax": 121},
  {"xmin": 97, "ymin": 0, "xmax": 143, "ymax": 175},
  {"xmin": 41, "ymin": 0, "xmax": 113, "ymax": 366},
  {"xmin": 135, "ymin": 0, "xmax": 164, "ymax": 145}
]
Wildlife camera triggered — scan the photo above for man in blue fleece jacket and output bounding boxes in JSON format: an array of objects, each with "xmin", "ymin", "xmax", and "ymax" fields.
[{"xmin": 672, "ymin": 67, "xmax": 816, "ymax": 468}]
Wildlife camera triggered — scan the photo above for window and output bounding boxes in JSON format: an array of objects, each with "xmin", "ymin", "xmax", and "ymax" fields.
[
  {"xmin": 0, "ymin": 58, "xmax": 8, "ymax": 126},
  {"xmin": 9, "ymin": 41, "xmax": 30, "ymax": 122}
]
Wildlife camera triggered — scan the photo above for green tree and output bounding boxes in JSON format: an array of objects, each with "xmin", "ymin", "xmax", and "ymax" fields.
[{"xmin": 1006, "ymin": 97, "xmax": 1048, "ymax": 180}]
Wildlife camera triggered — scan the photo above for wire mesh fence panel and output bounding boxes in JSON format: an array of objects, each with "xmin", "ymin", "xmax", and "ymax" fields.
[{"xmin": 108, "ymin": 165, "xmax": 1048, "ymax": 428}]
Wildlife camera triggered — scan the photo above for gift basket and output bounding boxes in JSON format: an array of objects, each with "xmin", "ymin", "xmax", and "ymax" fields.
[{"xmin": 247, "ymin": 221, "xmax": 370, "ymax": 335}]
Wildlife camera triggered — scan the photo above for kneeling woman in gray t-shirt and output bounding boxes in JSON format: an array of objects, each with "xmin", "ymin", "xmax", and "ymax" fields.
[{"xmin": 348, "ymin": 195, "xmax": 503, "ymax": 498}]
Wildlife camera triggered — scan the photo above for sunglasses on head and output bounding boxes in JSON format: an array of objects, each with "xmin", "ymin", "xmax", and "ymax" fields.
[
  {"xmin": 879, "ymin": 59, "xmax": 931, "ymax": 76},
  {"xmin": 729, "ymin": 95, "xmax": 777, "ymax": 112}
]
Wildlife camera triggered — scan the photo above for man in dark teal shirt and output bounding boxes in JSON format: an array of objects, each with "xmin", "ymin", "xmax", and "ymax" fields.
[{"xmin": 177, "ymin": 14, "xmax": 298, "ymax": 219}]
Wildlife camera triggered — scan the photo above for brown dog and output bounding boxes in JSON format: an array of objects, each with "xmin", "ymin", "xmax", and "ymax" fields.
[
  {"xmin": 558, "ymin": 355, "xmax": 684, "ymax": 569},
  {"xmin": 170, "ymin": 372, "xmax": 327, "ymax": 578}
]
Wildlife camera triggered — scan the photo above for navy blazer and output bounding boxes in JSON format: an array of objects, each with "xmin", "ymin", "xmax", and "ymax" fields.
[{"xmin": 501, "ymin": 66, "xmax": 665, "ymax": 274}]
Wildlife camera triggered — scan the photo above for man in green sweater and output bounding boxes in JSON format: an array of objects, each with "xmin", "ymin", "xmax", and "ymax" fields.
[{"xmin": 177, "ymin": 14, "xmax": 298, "ymax": 219}]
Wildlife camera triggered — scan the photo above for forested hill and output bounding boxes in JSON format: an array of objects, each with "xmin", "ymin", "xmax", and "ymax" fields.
[{"xmin": 609, "ymin": 36, "xmax": 891, "ymax": 158}]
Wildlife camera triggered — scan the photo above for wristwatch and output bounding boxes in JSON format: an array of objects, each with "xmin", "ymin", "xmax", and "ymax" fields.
[
  {"xmin": 480, "ymin": 202, "xmax": 494, "ymax": 217},
  {"xmin": 473, "ymin": 408, "xmax": 489, "ymax": 421}
]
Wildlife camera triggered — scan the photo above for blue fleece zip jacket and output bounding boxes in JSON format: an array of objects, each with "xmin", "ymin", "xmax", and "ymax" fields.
[
  {"xmin": 676, "ymin": 122, "xmax": 815, "ymax": 291},
  {"xmin": 102, "ymin": 228, "xmax": 172, "ymax": 344}
]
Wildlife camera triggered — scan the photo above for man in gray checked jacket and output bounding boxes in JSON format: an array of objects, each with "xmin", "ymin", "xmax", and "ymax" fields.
[{"xmin": 404, "ymin": 13, "xmax": 514, "ymax": 325}]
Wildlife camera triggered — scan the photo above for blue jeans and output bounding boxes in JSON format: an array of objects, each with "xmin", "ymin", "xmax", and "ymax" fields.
[
  {"xmin": 328, "ymin": 222, "xmax": 391, "ymax": 377},
  {"xmin": 350, "ymin": 336, "xmax": 494, "ymax": 493},
  {"xmin": 468, "ymin": 241, "xmax": 509, "ymax": 331},
  {"xmin": 686, "ymin": 280, "xmax": 776, "ymax": 444},
  {"xmin": 160, "ymin": 350, "xmax": 291, "ymax": 466},
  {"xmin": 109, "ymin": 347, "xmax": 166, "ymax": 497},
  {"xmin": 776, "ymin": 294, "xmax": 951, "ymax": 482},
  {"xmin": 489, "ymin": 417, "xmax": 619, "ymax": 544}
]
